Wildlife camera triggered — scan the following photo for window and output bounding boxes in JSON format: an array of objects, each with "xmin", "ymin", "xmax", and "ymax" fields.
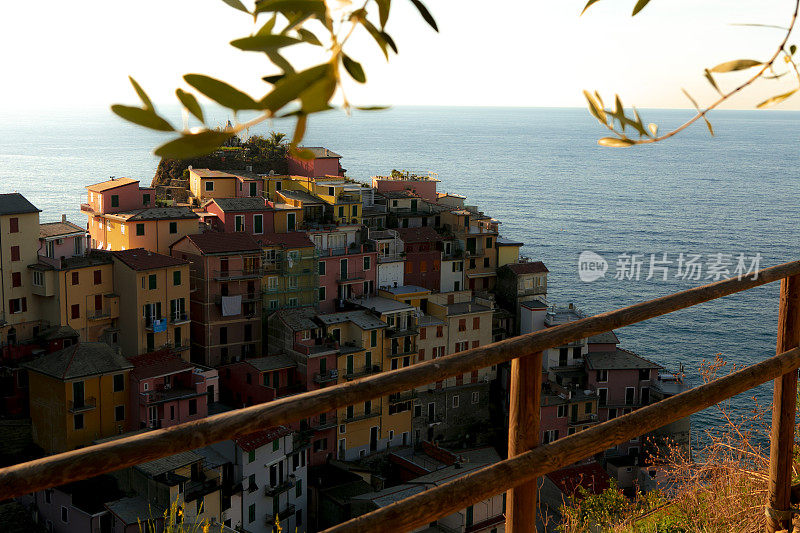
[
  {"xmin": 148, "ymin": 274, "xmax": 157, "ymax": 290},
  {"xmin": 169, "ymin": 221, "xmax": 177, "ymax": 234},
  {"xmin": 420, "ymin": 261, "xmax": 427, "ymax": 273},
  {"xmin": 71, "ymin": 271, "xmax": 79, "ymax": 285},
  {"xmin": 585, "ymin": 402, "xmax": 593, "ymax": 414},
  {"xmin": 136, "ymin": 223, "xmax": 145, "ymax": 236},
  {"xmin": 120, "ymin": 224, "xmax": 125, "ymax": 235},
  {"xmin": 73, "ymin": 414, "xmax": 84, "ymax": 430},
  {"xmin": 436, "ymin": 326, "xmax": 443, "ymax": 337},
  {"xmin": 486, "ymin": 237, "xmax": 493, "ymax": 248},
  {"xmin": 371, "ymin": 330, "xmax": 377, "ymax": 347},
  {"xmin": 625, "ymin": 387, "xmax": 636, "ymax": 405},
  {"xmin": 143, "ymin": 194, "xmax": 151, "ymax": 205},
  {"xmin": 472, "ymin": 317, "xmax": 480, "ymax": 329},
  {"xmin": 248, "ymin": 503, "xmax": 255, "ymax": 523},
  {"xmin": 113, "ymin": 373, "xmax": 124, "ymax": 392},
  {"xmin": 115, "ymin": 405, "xmax": 125, "ymax": 421},
  {"xmin": 458, "ymin": 319, "xmax": 466, "ymax": 332},
  {"xmin": 288, "ymin": 297, "xmax": 298, "ymax": 307},
  {"xmin": 543, "ymin": 429, "xmax": 559, "ymax": 444},
  {"xmin": 419, "ymin": 327, "xmax": 426, "ymax": 340},
  {"xmin": 9, "ymin": 217, "xmax": 18, "ymax": 233},
  {"xmin": 205, "ymin": 181, "xmax": 214, "ymax": 191},
  {"xmin": 484, "ymin": 257, "xmax": 490, "ymax": 268},
  {"xmin": 111, "ymin": 195, "xmax": 119, "ymax": 208},
  {"xmin": 248, "ymin": 450, "xmax": 255, "ymax": 463},
  {"xmin": 318, "ymin": 286, "xmax": 326, "ymax": 301},
  {"xmin": 61, "ymin": 506, "xmax": 68, "ymax": 523},
  {"xmin": 363, "ymin": 256, "xmax": 370, "ymax": 270},
  {"xmin": 268, "ymin": 277, "xmax": 278, "ymax": 290},
  {"xmin": 466, "ymin": 506, "xmax": 474, "ymax": 528},
  {"xmin": 472, "ymin": 391, "xmax": 479, "ymax": 404},
  {"xmin": 93, "ymin": 269, "xmax": 102, "ymax": 284},
  {"xmin": 71, "ymin": 304, "xmax": 80, "ymax": 320},
  {"xmin": 287, "ymin": 212, "xmax": 296, "ymax": 231},
  {"xmin": 557, "ymin": 405, "xmax": 567, "ymax": 418},
  {"xmin": 273, "ymin": 439, "xmax": 280, "ymax": 452},
  {"xmin": 318, "ymin": 261, "xmax": 326, "ymax": 275},
  {"xmin": 598, "ymin": 388, "xmax": 608, "ymax": 407},
  {"xmin": 254, "ymin": 214, "xmax": 263, "ymax": 234},
  {"xmin": 189, "ymin": 398, "xmax": 197, "ymax": 415},
  {"xmin": 339, "ymin": 425, "xmax": 346, "ymax": 434},
  {"xmin": 597, "ymin": 369, "xmax": 608, "ymax": 382},
  {"xmin": 8, "ymin": 297, "xmax": 26, "ymax": 314},
  {"xmin": 338, "ymin": 206, "xmax": 344, "ymax": 218},
  {"xmin": 452, "ymin": 395, "xmax": 459, "ymax": 408},
  {"xmin": 10, "ymin": 246, "xmax": 19, "ymax": 261},
  {"xmin": 11, "ymin": 272, "xmax": 20, "ymax": 288},
  {"xmin": 235, "ymin": 215, "xmax": 245, "ymax": 232},
  {"xmin": 173, "ymin": 270, "xmax": 181, "ymax": 286},
  {"xmin": 33, "ymin": 271, "xmax": 44, "ymax": 287},
  {"xmin": 405, "ymin": 262, "xmax": 413, "ymax": 274}
]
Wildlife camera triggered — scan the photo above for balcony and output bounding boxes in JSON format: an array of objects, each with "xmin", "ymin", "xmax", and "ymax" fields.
[
  {"xmin": 140, "ymin": 388, "xmax": 204, "ymax": 404},
  {"xmin": 342, "ymin": 410, "xmax": 381, "ymax": 423},
  {"xmin": 264, "ymin": 476, "xmax": 296, "ymax": 497},
  {"xmin": 294, "ymin": 340, "xmax": 339, "ymax": 356},
  {"xmin": 389, "ymin": 348, "xmax": 417, "ymax": 358},
  {"xmin": 389, "ymin": 390, "xmax": 417, "ymax": 404},
  {"xmin": 386, "ymin": 327, "xmax": 418, "ymax": 339},
  {"xmin": 311, "ymin": 414, "xmax": 338, "ymax": 430},
  {"xmin": 68, "ymin": 397, "xmax": 96, "ymax": 413},
  {"xmin": 337, "ymin": 272, "xmax": 365, "ymax": 283},
  {"xmin": 265, "ymin": 504, "xmax": 296, "ymax": 525},
  {"xmin": 185, "ymin": 477, "xmax": 220, "ymax": 502},
  {"xmin": 569, "ymin": 414, "xmax": 599, "ymax": 426},
  {"xmin": 313, "ymin": 369, "xmax": 339, "ymax": 384},
  {"xmin": 80, "ymin": 203, "xmax": 95, "ymax": 214},
  {"xmin": 213, "ymin": 293, "xmax": 262, "ymax": 305},
  {"xmin": 169, "ymin": 312, "xmax": 190, "ymax": 325},
  {"xmin": 212, "ymin": 268, "xmax": 263, "ymax": 280},
  {"xmin": 87, "ymin": 307, "xmax": 111, "ymax": 321},
  {"xmin": 344, "ymin": 364, "xmax": 381, "ymax": 380}
]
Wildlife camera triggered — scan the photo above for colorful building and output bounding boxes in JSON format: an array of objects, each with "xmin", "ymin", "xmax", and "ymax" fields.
[
  {"xmin": 396, "ymin": 227, "xmax": 442, "ymax": 292},
  {"xmin": 87, "ymin": 206, "xmax": 201, "ymax": 255},
  {"xmin": 171, "ymin": 232, "xmax": 263, "ymax": 366},
  {"xmin": 204, "ymin": 197, "xmax": 276, "ymax": 235},
  {"xmin": 111, "ymin": 249, "xmax": 191, "ymax": 357},
  {"xmin": 258, "ymin": 232, "xmax": 319, "ymax": 313},
  {"xmin": 287, "ymin": 147, "xmax": 345, "ymax": 178},
  {"xmin": 23, "ymin": 342, "xmax": 133, "ymax": 453},
  {"xmin": 371, "ymin": 171, "xmax": 440, "ymax": 203},
  {"xmin": 218, "ymin": 355, "xmax": 300, "ymax": 408}
]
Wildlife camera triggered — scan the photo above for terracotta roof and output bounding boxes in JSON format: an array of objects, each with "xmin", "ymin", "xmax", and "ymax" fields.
[
  {"xmin": 258, "ymin": 232, "xmax": 315, "ymax": 249},
  {"xmin": 546, "ymin": 462, "xmax": 611, "ymax": 499},
  {"xmin": 585, "ymin": 348, "xmax": 662, "ymax": 370},
  {"xmin": 0, "ymin": 193, "xmax": 40, "ymax": 215},
  {"xmin": 180, "ymin": 232, "xmax": 261, "ymax": 254},
  {"xmin": 297, "ymin": 147, "xmax": 341, "ymax": 158},
  {"xmin": 128, "ymin": 350, "xmax": 194, "ymax": 380},
  {"xmin": 245, "ymin": 354, "xmax": 296, "ymax": 372},
  {"xmin": 209, "ymin": 197, "xmax": 271, "ymax": 212},
  {"xmin": 588, "ymin": 331, "xmax": 620, "ymax": 345},
  {"xmin": 22, "ymin": 342, "xmax": 133, "ymax": 380},
  {"xmin": 395, "ymin": 226, "xmax": 441, "ymax": 244},
  {"xmin": 504, "ymin": 261, "xmax": 549, "ymax": 275},
  {"xmin": 86, "ymin": 177, "xmax": 139, "ymax": 192},
  {"xmin": 112, "ymin": 248, "xmax": 188, "ymax": 271},
  {"xmin": 381, "ymin": 190, "xmax": 419, "ymax": 199},
  {"xmin": 39, "ymin": 221, "xmax": 85, "ymax": 239},
  {"xmin": 189, "ymin": 169, "xmax": 238, "ymax": 178},
  {"xmin": 235, "ymin": 426, "xmax": 293, "ymax": 452},
  {"xmin": 125, "ymin": 206, "xmax": 199, "ymax": 221}
]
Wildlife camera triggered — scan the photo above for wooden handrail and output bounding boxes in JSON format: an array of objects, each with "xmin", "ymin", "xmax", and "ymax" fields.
[
  {"xmin": 0, "ymin": 260, "xmax": 798, "ymax": 516},
  {"xmin": 324, "ymin": 345, "xmax": 800, "ymax": 532}
]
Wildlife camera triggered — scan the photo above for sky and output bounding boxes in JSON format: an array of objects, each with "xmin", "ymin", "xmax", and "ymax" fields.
[{"xmin": 2, "ymin": 0, "xmax": 800, "ymax": 111}]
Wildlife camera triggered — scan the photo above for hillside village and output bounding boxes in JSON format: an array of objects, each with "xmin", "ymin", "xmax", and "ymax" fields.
[{"xmin": 0, "ymin": 145, "xmax": 689, "ymax": 532}]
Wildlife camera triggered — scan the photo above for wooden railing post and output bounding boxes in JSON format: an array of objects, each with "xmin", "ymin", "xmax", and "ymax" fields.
[
  {"xmin": 766, "ymin": 275, "xmax": 800, "ymax": 533},
  {"xmin": 506, "ymin": 351, "xmax": 542, "ymax": 532}
]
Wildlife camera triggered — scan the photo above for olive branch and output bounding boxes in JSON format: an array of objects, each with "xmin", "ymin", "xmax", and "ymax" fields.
[
  {"xmin": 582, "ymin": 0, "xmax": 800, "ymax": 147},
  {"xmin": 111, "ymin": 0, "xmax": 438, "ymax": 160}
]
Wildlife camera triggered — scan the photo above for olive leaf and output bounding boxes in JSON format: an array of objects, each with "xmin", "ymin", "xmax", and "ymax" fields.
[
  {"xmin": 704, "ymin": 69, "xmax": 723, "ymax": 96},
  {"xmin": 128, "ymin": 77, "xmax": 153, "ymax": 111},
  {"xmin": 756, "ymin": 89, "xmax": 798, "ymax": 108},
  {"xmin": 260, "ymin": 63, "xmax": 332, "ymax": 112},
  {"xmin": 184, "ymin": 74, "xmax": 262, "ymax": 110},
  {"xmin": 155, "ymin": 131, "xmax": 234, "ymax": 159},
  {"xmin": 409, "ymin": 0, "xmax": 438, "ymax": 32},
  {"xmin": 583, "ymin": 90, "xmax": 606, "ymax": 123},
  {"xmin": 710, "ymin": 59, "xmax": 762, "ymax": 72},
  {"xmin": 111, "ymin": 105, "xmax": 174, "ymax": 132},
  {"xmin": 631, "ymin": 0, "xmax": 650, "ymax": 16},
  {"xmin": 176, "ymin": 89, "xmax": 204, "ymax": 123},
  {"xmin": 254, "ymin": 0, "xmax": 327, "ymax": 17},
  {"xmin": 342, "ymin": 54, "xmax": 366, "ymax": 83},
  {"xmin": 376, "ymin": 0, "xmax": 391, "ymax": 28},
  {"xmin": 230, "ymin": 34, "xmax": 303, "ymax": 52},
  {"xmin": 598, "ymin": 137, "xmax": 635, "ymax": 147}
]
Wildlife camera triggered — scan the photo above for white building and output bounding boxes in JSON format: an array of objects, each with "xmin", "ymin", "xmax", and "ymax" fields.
[
  {"xmin": 369, "ymin": 229, "xmax": 405, "ymax": 290},
  {"xmin": 210, "ymin": 426, "xmax": 308, "ymax": 533}
]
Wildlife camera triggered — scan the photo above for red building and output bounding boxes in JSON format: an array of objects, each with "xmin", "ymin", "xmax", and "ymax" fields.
[
  {"xmin": 218, "ymin": 354, "xmax": 301, "ymax": 408},
  {"xmin": 287, "ymin": 147, "xmax": 345, "ymax": 177},
  {"xmin": 203, "ymin": 197, "xmax": 276, "ymax": 235},
  {"xmin": 317, "ymin": 245, "xmax": 378, "ymax": 313},
  {"xmin": 170, "ymin": 232, "xmax": 263, "ymax": 366},
  {"xmin": 396, "ymin": 227, "xmax": 442, "ymax": 291},
  {"xmin": 128, "ymin": 350, "xmax": 219, "ymax": 430}
]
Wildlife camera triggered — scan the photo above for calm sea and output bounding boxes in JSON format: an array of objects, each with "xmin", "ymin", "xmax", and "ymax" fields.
[{"xmin": 1, "ymin": 105, "xmax": 798, "ymax": 442}]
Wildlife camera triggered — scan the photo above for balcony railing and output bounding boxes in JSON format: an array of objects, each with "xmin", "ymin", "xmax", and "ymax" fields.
[
  {"xmin": 344, "ymin": 364, "xmax": 381, "ymax": 380},
  {"xmin": 342, "ymin": 410, "xmax": 381, "ymax": 423},
  {"xmin": 212, "ymin": 268, "xmax": 263, "ymax": 280},
  {"xmin": 169, "ymin": 312, "xmax": 190, "ymax": 325},
  {"xmin": 265, "ymin": 504, "xmax": 296, "ymax": 525},
  {"xmin": 313, "ymin": 369, "xmax": 339, "ymax": 384},
  {"xmin": 310, "ymin": 414, "xmax": 338, "ymax": 430},
  {"xmin": 264, "ymin": 477, "xmax": 295, "ymax": 497},
  {"xmin": 389, "ymin": 390, "xmax": 417, "ymax": 404},
  {"xmin": 87, "ymin": 308, "xmax": 111, "ymax": 320},
  {"xmin": 68, "ymin": 397, "xmax": 96, "ymax": 413},
  {"xmin": 4, "ymin": 260, "xmax": 800, "ymax": 533}
]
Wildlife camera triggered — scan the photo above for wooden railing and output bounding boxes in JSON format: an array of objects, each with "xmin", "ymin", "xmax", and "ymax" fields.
[{"xmin": 1, "ymin": 260, "xmax": 799, "ymax": 533}]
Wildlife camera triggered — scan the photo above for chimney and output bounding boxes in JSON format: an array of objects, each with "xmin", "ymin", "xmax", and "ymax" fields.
[{"xmin": 61, "ymin": 214, "xmax": 67, "ymax": 223}]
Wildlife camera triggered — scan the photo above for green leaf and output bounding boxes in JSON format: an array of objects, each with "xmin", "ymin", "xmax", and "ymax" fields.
[
  {"xmin": 581, "ymin": 0, "xmax": 603, "ymax": 15},
  {"xmin": 598, "ymin": 137, "xmax": 635, "ymax": 147},
  {"xmin": 111, "ymin": 105, "xmax": 174, "ymax": 131},
  {"xmin": 631, "ymin": 0, "xmax": 650, "ymax": 16},
  {"xmin": 681, "ymin": 88, "xmax": 700, "ymax": 110},
  {"xmin": 155, "ymin": 131, "xmax": 234, "ymax": 159},
  {"xmin": 342, "ymin": 54, "xmax": 366, "ymax": 83},
  {"xmin": 356, "ymin": 105, "xmax": 390, "ymax": 111},
  {"xmin": 703, "ymin": 69, "xmax": 722, "ymax": 96},
  {"xmin": 756, "ymin": 89, "xmax": 798, "ymax": 108},
  {"xmin": 730, "ymin": 23, "xmax": 789, "ymax": 30},
  {"xmin": 266, "ymin": 50, "xmax": 295, "ymax": 74},
  {"xmin": 791, "ymin": 44, "xmax": 797, "ymax": 55},
  {"xmin": 221, "ymin": 0, "xmax": 250, "ymax": 13},
  {"xmin": 291, "ymin": 147, "xmax": 316, "ymax": 160},
  {"xmin": 262, "ymin": 74, "xmax": 286, "ymax": 84},
  {"xmin": 409, "ymin": 0, "xmax": 438, "ymax": 32},
  {"xmin": 710, "ymin": 59, "xmax": 762, "ymax": 73},
  {"xmin": 376, "ymin": 0, "xmax": 391, "ymax": 28},
  {"xmin": 381, "ymin": 31, "xmax": 398, "ymax": 53},
  {"xmin": 300, "ymin": 75, "xmax": 337, "ymax": 113},
  {"xmin": 260, "ymin": 63, "xmax": 331, "ymax": 112},
  {"xmin": 128, "ymin": 77, "xmax": 153, "ymax": 111},
  {"xmin": 583, "ymin": 90, "xmax": 606, "ymax": 123},
  {"xmin": 254, "ymin": 0, "xmax": 326, "ymax": 17},
  {"xmin": 291, "ymin": 113, "xmax": 307, "ymax": 148},
  {"xmin": 703, "ymin": 117, "xmax": 714, "ymax": 136},
  {"xmin": 648, "ymin": 123, "xmax": 658, "ymax": 136},
  {"xmin": 230, "ymin": 34, "xmax": 303, "ymax": 52},
  {"xmin": 296, "ymin": 28, "xmax": 322, "ymax": 46},
  {"xmin": 184, "ymin": 74, "xmax": 262, "ymax": 111},
  {"xmin": 176, "ymin": 89, "xmax": 204, "ymax": 123},
  {"xmin": 257, "ymin": 15, "xmax": 277, "ymax": 35},
  {"xmin": 763, "ymin": 72, "xmax": 789, "ymax": 80},
  {"xmin": 361, "ymin": 18, "xmax": 390, "ymax": 60}
]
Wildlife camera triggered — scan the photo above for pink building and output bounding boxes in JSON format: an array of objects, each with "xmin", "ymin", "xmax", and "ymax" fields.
[
  {"xmin": 371, "ymin": 173, "xmax": 439, "ymax": 202},
  {"xmin": 203, "ymin": 197, "xmax": 276, "ymax": 235},
  {"xmin": 128, "ymin": 350, "xmax": 219, "ymax": 430},
  {"xmin": 38, "ymin": 216, "xmax": 87, "ymax": 267},
  {"xmin": 218, "ymin": 354, "xmax": 301, "ymax": 408},
  {"xmin": 234, "ymin": 172, "xmax": 264, "ymax": 198},
  {"xmin": 396, "ymin": 227, "xmax": 442, "ymax": 291},
  {"xmin": 82, "ymin": 177, "xmax": 154, "ymax": 215},
  {"xmin": 287, "ymin": 147, "xmax": 345, "ymax": 177},
  {"xmin": 170, "ymin": 232, "xmax": 263, "ymax": 367},
  {"xmin": 317, "ymin": 245, "xmax": 378, "ymax": 313}
]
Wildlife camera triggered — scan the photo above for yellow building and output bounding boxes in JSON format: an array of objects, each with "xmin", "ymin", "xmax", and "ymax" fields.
[
  {"xmin": 112, "ymin": 249, "xmax": 191, "ymax": 357},
  {"xmin": 0, "ymin": 193, "xmax": 43, "ymax": 343},
  {"xmin": 377, "ymin": 285, "xmax": 431, "ymax": 310},
  {"xmin": 88, "ymin": 207, "xmax": 201, "ymax": 255},
  {"xmin": 23, "ymin": 342, "xmax": 132, "ymax": 453},
  {"xmin": 260, "ymin": 232, "xmax": 319, "ymax": 313},
  {"xmin": 188, "ymin": 169, "xmax": 239, "ymax": 203},
  {"xmin": 496, "ymin": 236, "xmax": 523, "ymax": 268}
]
